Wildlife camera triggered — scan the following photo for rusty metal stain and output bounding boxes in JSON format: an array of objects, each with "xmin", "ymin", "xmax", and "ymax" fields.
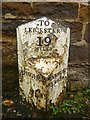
[{"xmin": 16, "ymin": 17, "xmax": 70, "ymax": 110}]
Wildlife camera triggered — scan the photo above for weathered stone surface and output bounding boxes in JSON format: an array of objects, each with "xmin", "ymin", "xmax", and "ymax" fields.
[
  {"xmin": 79, "ymin": 4, "xmax": 90, "ymax": 23},
  {"xmin": 2, "ymin": 21, "xmax": 83, "ymax": 44},
  {"xmin": 2, "ymin": 33, "xmax": 17, "ymax": 68},
  {"xmin": 2, "ymin": 21, "xmax": 30, "ymax": 35},
  {"xmin": 35, "ymin": 3, "xmax": 78, "ymax": 20},
  {"xmin": 69, "ymin": 45, "xmax": 88, "ymax": 63},
  {"xmin": 84, "ymin": 23, "xmax": 90, "ymax": 43},
  {"xmin": 70, "ymin": 23, "xmax": 82, "ymax": 43},
  {"xmin": 2, "ymin": 2, "xmax": 79, "ymax": 37},
  {"xmin": 68, "ymin": 65, "xmax": 89, "ymax": 91},
  {"xmin": 2, "ymin": 2, "xmax": 78, "ymax": 20},
  {"xmin": 2, "ymin": 33, "xmax": 88, "ymax": 66},
  {"xmin": 1, "ymin": 0, "xmax": 89, "ymax": 2},
  {"xmin": 65, "ymin": 22, "xmax": 83, "ymax": 43},
  {"xmin": 16, "ymin": 17, "xmax": 70, "ymax": 110},
  {"xmin": 2, "ymin": 2, "xmax": 89, "ymax": 104},
  {"xmin": 2, "ymin": 2, "xmax": 38, "ymax": 17},
  {"xmin": 71, "ymin": 40, "xmax": 88, "ymax": 46}
]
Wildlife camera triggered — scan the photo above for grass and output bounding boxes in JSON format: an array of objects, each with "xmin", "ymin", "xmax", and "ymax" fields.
[{"xmin": 50, "ymin": 86, "xmax": 90, "ymax": 119}]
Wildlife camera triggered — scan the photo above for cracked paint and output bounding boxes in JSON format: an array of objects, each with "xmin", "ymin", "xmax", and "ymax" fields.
[{"xmin": 16, "ymin": 17, "xmax": 70, "ymax": 110}]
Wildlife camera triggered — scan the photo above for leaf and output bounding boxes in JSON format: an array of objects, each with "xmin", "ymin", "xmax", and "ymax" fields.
[
  {"xmin": 2, "ymin": 99, "xmax": 14, "ymax": 106},
  {"xmin": 53, "ymin": 107, "xmax": 59, "ymax": 114}
]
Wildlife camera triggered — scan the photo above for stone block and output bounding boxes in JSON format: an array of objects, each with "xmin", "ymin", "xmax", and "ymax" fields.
[
  {"xmin": 84, "ymin": 23, "xmax": 90, "ymax": 43},
  {"xmin": 16, "ymin": 17, "xmax": 70, "ymax": 110},
  {"xmin": 79, "ymin": 4, "xmax": 89, "ymax": 23},
  {"xmin": 2, "ymin": 2, "xmax": 78, "ymax": 20},
  {"xmin": 35, "ymin": 3, "xmax": 78, "ymax": 20},
  {"xmin": 68, "ymin": 66, "xmax": 89, "ymax": 91},
  {"xmin": 69, "ymin": 45, "xmax": 88, "ymax": 63}
]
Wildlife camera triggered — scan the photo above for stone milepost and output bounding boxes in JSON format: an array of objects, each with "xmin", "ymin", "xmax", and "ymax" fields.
[{"xmin": 16, "ymin": 17, "xmax": 70, "ymax": 110}]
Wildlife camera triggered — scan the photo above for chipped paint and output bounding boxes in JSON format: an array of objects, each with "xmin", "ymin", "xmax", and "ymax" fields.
[{"xmin": 16, "ymin": 17, "xmax": 70, "ymax": 110}]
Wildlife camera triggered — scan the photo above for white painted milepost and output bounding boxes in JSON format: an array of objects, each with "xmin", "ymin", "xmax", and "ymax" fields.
[{"xmin": 16, "ymin": 17, "xmax": 70, "ymax": 110}]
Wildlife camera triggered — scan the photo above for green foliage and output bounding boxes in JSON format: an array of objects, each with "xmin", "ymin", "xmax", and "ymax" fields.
[
  {"xmin": 59, "ymin": 99, "xmax": 83, "ymax": 114},
  {"xmin": 50, "ymin": 87, "xmax": 90, "ymax": 118},
  {"xmin": 50, "ymin": 104, "xmax": 59, "ymax": 114}
]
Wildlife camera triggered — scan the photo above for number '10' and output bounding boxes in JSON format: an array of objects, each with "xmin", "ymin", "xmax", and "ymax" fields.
[{"xmin": 37, "ymin": 37, "xmax": 51, "ymax": 46}]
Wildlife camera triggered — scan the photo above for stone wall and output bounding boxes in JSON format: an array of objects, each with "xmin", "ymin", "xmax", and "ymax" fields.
[{"xmin": 2, "ymin": 2, "xmax": 90, "ymax": 90}]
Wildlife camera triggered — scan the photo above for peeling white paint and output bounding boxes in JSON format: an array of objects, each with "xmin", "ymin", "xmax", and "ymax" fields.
[{"xmin": 16, "ymin": 17, "xmax": 70, "ymax": 110}]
